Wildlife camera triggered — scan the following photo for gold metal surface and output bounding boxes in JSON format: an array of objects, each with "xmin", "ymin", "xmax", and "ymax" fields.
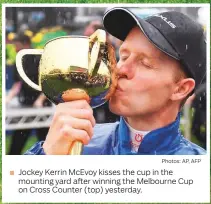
[
  {"xmin": 69, "ymin": 141, "xmax": 83, "ymax": 155},
  {"xmin": 16, "ymin": 29, "xmax": 117, "ymax": 155}
]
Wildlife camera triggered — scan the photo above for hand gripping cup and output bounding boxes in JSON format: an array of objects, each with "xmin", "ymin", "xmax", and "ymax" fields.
[{"xmin": 16, "ymin": 29, "xmax": 117, "ymax": 155}]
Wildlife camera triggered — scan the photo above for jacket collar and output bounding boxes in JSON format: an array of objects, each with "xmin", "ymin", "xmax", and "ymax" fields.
[{"xmin": 117, "ymin": 113, "xmax": 182, "ymax": 155}]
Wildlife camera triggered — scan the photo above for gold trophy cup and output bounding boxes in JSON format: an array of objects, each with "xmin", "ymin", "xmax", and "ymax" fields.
[{"xmin": 16, "ymin": 29, "xmax": 117, "ymax": 155}]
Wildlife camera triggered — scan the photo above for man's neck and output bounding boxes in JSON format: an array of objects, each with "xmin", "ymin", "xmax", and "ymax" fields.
[{"xmin": 125, "ymin": 105, "xmax": 179, "ymax": 131}]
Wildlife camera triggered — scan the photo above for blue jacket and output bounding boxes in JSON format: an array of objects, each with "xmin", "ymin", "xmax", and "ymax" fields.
[{"xmin": 24, "ymin": 115, "xmax": 206, "ymax": 155}]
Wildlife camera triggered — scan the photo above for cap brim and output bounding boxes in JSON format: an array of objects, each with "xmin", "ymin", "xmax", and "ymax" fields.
[{"xmin": 103, "ymin": 8, "xmax": 179, "ymax": 60}]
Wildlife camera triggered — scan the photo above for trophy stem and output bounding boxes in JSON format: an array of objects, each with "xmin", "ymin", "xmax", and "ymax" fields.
[
  {"xmin": 69, "ymin": 141, "xmax": 83, "ymax": 155},
  {"xmin": 62, "ymin": 88, "xmax": 90, "ymax": 155}
]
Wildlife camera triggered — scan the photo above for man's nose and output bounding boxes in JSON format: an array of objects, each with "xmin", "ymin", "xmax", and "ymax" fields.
[{"xmin": 116, "ymin": 59, "xmax": 134, "ymax": 79}]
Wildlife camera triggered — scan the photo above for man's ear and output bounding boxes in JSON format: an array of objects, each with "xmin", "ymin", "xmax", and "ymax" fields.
[{"xmin": 171, "ymin": 78, "xmax": 195, "ymax": 101}]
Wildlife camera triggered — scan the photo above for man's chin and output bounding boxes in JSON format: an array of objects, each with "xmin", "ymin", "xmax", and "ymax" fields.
[{"xmin": 109, "ymin": 98, "xmax": 125, "ymax": 116}]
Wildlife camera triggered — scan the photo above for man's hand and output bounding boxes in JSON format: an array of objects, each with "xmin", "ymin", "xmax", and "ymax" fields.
[{"xmin": 43, "ymin": 100, "xmax": 95, "ymax": 155}]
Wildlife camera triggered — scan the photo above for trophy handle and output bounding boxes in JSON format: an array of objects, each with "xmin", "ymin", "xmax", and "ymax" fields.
[
  {"xmin": 16, "ymin": 49, "xmax": 43, "ymax": 91},
  {"xmin": 89, "ymin": 29, "xmax": 106, "ymax": 44},
  {"xmin": 89, "ymin": 29, "xmax": 106, "ymax": 77}
]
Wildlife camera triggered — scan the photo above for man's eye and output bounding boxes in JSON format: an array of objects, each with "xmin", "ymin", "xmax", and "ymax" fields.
[
  {"xmin": 140, "ymin": 59, "xmax": 152, "ymax": 68},
  {"xmin": 143, "ymin": 63, "xmax": 152, "ymax": 68},
  {"xmin": 120, "ymin": 56, "xmax": 128, "ymax": 61}
]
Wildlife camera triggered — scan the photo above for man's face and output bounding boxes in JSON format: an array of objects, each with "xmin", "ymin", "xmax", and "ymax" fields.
[{"xmin": 109, "ymin": 26, "xmax": 182, "ymax": 117}]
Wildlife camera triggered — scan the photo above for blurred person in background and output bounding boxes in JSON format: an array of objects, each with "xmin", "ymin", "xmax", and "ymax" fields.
[
  {"xmin": 83, "ymin": 20, "xmax": 102, "ymax": 36},
  {"xmin": 184, "ymin": 16, "xmax": 207, "ymax": 150},
  {"xmin": 6, "ymin": 32, "xmax": 17, "ymax": 90},
  {"xmin": 185, "ymin": 81, "xmax": 206, "ymax": 149},
  {"xmin": 191, "ymin": 82, "xmax": 206, "ymax": 149},
  {"xmin": 25, "ymin": 8, "xmax": 206, "ymax": 155},
  {"xmin": 6, "ymin": 31, "xmax": 51, "ymax": 155}
]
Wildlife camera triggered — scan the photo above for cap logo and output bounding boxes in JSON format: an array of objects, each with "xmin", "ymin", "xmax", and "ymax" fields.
[{"xmin": 153, "ymin": 14, "xmax": 176, "ymax": 29}]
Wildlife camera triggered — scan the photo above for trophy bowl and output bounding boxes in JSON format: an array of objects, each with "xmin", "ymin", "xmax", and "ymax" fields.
[{"xmin": 16, "ymin": 29, "xmax": 117, "ymax": 155}]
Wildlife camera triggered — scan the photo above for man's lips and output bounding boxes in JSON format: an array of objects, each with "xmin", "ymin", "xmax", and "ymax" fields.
[{"xmin": 116, "ymin": 85, "xmax": 124, "ymax": 92}]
